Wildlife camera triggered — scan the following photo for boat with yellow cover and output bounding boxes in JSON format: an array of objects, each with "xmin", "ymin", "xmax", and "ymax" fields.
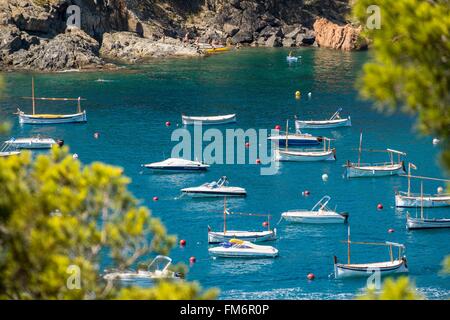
[
  {"xmin": 205, "ymin": 46, "xmax": 231, "ymax": 54},
  {"xmin": 16, "ymin": 78, "xmax": 87, "ymax": 124}
]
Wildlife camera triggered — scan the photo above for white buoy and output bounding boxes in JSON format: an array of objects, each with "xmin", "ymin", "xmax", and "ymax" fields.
[
  {"xmin": 322, "ymin": 173, "xmax": 328, "ymax": 181},
  {"xmin": 437, "ymin": 186, "xmax": 444, "ymax": 194},
  {"xmin": 433, "ymin": 138, "xmax": 440, "ymax": 145},
  {"xmin": 308, "ymin": 92, "xmax": 312, "ymax": 98},
  {"xmin": 73, "ymin": 153, "xmax": 78, "ymax": 159}
]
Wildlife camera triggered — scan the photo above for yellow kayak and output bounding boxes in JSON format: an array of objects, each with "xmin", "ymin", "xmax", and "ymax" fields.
[{"xmin": 205, "ymin": 47, "xmax": 231, "ymax": 54}]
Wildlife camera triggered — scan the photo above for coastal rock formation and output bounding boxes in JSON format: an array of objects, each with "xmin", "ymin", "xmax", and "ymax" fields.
[
  {"xmin": 313, "ymin": 17, "xmax": 368, "ymax": 51},
  {"xmin": 0, "ymin": 0, "xmax": 367, "ymax": 72},
  {"xmin": 100, "ymin": 32, "xmax": 202, "ymax": 63}
]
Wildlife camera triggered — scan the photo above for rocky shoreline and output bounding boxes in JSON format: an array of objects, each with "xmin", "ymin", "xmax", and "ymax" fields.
[{"xmin": 0, "ymin": 0, "xmax": 367, "ymax": 72}]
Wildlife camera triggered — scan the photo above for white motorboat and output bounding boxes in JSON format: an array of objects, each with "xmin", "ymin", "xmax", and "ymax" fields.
[
  {"xmin": 181, "ymin": 113, "xmax": 236, "ymax": 125},
  {"xmin": 395, "ymin": 163, "xmax": 450, "ymax": 207},
  {"xmin": 406, "ymin": 182, "xmax": 450, "ymax": 230},
  {"xmin": 103, "ymin": 255, "xmax": 182, "ymax": 281},
  {"xmin": 0, "ymin": 143, "xmax": 21, "ymax": 157},
  {"xmin": 344, "ymin": 131, "xmax": 406, "ymax": 178},
  {"xmin": 142, "ymin": 157, "xmax": 209, "ymax": 172},
  {"xmin": 4, "ymin": 137, "xmax": 62, "ymax": 149},
  {"xmin": 207, "ymin": 198, "xmax": 277, "ymax": 243},
  {"xmin": 209, "ymin": 239, "xmax": 278, "ymax": 258},
  {"xmin": 181, "ymin": 176, "xmax": 246, "ymax": 197},
  {"xmin": 281, "ymin": 196, "xmax": 348, "ymax": 224},
  {"xmin": 295, "ymin": 108, "xmax": 351, "ymax": 130},
  {"xmin": 334, "ymin": 227, "xmax": 408, "ymax": 279}
]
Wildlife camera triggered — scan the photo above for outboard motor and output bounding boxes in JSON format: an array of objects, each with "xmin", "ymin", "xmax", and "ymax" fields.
[{"xmin": 56, "ymin": 139, "xmax": 64, "ymax": 147}]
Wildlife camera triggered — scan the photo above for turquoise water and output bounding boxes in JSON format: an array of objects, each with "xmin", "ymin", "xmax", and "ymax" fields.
[{"xmin": 1, "ymin": 47, "xmax": 449, "ymax": 299}]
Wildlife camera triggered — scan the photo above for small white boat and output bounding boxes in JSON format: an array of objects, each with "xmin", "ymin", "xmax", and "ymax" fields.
[
  {"xmin": 182, "ymin": 176, "xmax": 246, "ymax": 197},
  {"xmin": 103, "ymin": 255, "xmax": 182, "ymax": 281},
  {"xmin": 4, "ymin": 137, "xmax": 62, "ymax": 149},
  {"xmin": 269, "ymin": 120, "xmax": 322, "ymax": 147},
  {"xmin": 344, "ymin": 131, "xmax": 406, "ymax": 178},
  {"xmin": 406, "ymin": 182, "xmax": 450, "ymax": 230},
  {"xmin": 286, "ymin": 56, "xmax": 299, "ymax": 62},
  {"xmin": 334, "ymin": 227, "xmax": 408, "ymax": 279},
  {"xmin": 181, "ymin": 113, "xmax": 236, "ymax": 125},
  {"xmin": 395, "ymin": 163, "xmax": 450, "ymax": 208},
  {"xmin": 275, "ymin": 137, "xmax": 336, "ymax": 162},
  {"xmin": 0, "ymin": 143, "xmax": 21, "ymax": 157},
  {"xmin": 142, "ymin": 157, "xmax": 209, "ymax": 172},
  {"xmin": 17, "ymin": 78, "xmax": 87, "ymax": 125},
  {"xmin": 209, "ymin": 239, "xmax": 278, "ymax": 258},
  {"xmin": 295, "ymin": 108, "xmax": 351, "ymax": 130},
  {"xmin": 282, "ymin": 196, "xmax": 348, "ymax": 224},
  {"xmin": 208, "ymin": 198, "xmax": 277, "ymax": 243}
]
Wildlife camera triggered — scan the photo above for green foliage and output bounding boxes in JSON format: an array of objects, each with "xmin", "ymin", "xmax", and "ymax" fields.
[
  {"xmin": 0, "ymin": 147, "xmax": 217, "ymax": 299},
  {"xmin": 443, "ymin": 256, "xmax": 450, "ymax": 274},
  {"xmin": 358, "ymin": 277, "xmax": 424, "ymax": 300},
  {"xmin": 353, "ymin": 0, "xmax": 450, "ymax": 171}
]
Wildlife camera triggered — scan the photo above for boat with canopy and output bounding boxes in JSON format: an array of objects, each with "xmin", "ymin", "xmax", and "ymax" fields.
[
  {"xmin": 396, "ymin": 163, "xmax": 450, "ymax": 208},
  {"xmin": 208, "ymin": 198, "xmax": 277, "ymax": 243},
  {"xmin": 181, "ymin": 113, "xmax": 236, "ymax": 125},
  {"xmin": 16, "ymin": 77, "xmax": 87, "ymax": 124},
  {"xmin": 209, "ymin": 239, "xmax": 278, "ymax": 258},
  {"xmin": 344, "ymin": 131, "xmax": 406, "ymax": 178},
  {"xmin": 103, "ymin": 255, "xmax": 182, "ymax": 281},
  {"xmin": 406, "ymin": 182, "xmax": 450, "ymax": 230},
  {"xmin": 4, "ymin": 136, "xmax": 62, "ymax": 149},
  {"xmin": 295, "ymin": 108, "xmax": 351, "ymax": 130},
  {"xmin": 0, "ymin": 143, "xmax": 21, "ymax": 157},
  {"xmin": 182, "ymin": 176, "xmax": 246, "ymax": 197},
  {"xmin": 281, "ymin": 196, "xmax": 348, "ymax": 224},
  {"xmin": 269, "ymin": 120, "xmax": 323, "ymax": 147},
  {"xmin": 334, "ymin": 226, "xmax": 408, "ymax": 278}
]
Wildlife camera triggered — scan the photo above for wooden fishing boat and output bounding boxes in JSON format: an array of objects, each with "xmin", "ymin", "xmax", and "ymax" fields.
[
  {"xmin": 295, "ymin": 108, "xmax": 351, "ymax": 130},
  {"xmin": 334, "ymin": 227, "xmax": 408, "ymax": 279},
  {"xmin": 281, "ymin": 196, "xmax": 348, "ymax": 224},
  {"xmin": 275, "ymin": 137, "xmax": 336, "ymax": 162},
  {"xmin": 406, "ymin": 182, "xmax": 450, "ymax": 230},
  {"xmin": 181, "ymin": 113, "xmax": 236, "ymax": 125},
  {"xmin": 182, "ymin": 176, "xmax": 246, "ymax": 197},
  {"xmin": 208, "ymin": 198, "xmax": 277, "ymax": 243},
  {"xmin": 269, "ymin": 120, "xmax": 323, "ymax": 147},
  {"xmin": 16, "ymin": 78, "xmax": 87, "ymax": 125},
  {"xmin": 344, "ymin": 131, "xmax": 406, "ymax": 178},
  {"xmin": 396, "ymin": 163, "xmax": 450, "ymax": 207},
  {"xmin": 209, "ymin": 239, "xmax": 278, "ymax": 258}
]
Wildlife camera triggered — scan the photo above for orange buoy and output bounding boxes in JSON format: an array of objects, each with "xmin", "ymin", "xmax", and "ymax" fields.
[
  {"xmin": 262, "ymin": 221, "xmax": 269, "ymax": 227},
  {"xmin": 189, "ymin": 256, "xmax": 196, "ymax": 264},
  {"xmin": 275, "ymin": 125, "xmax": 281, "ymax": 130},
  {"xmin": 153, "ymin": 196, "xmax": 159, "ymax": 201},
  {"xmin": 377, "ymin": 203, "xmax": 383, "ymax": 210},
  {"xmin": 179, "ymin": 239, "xmax": 186, "ymax": 247},
  {"xmin": 165, "ymin": 121, "xmax": 171, "ymax": 127},
  {"xmin": 307, "ymin": 273, "xmax": 315, "ymax": 280}
]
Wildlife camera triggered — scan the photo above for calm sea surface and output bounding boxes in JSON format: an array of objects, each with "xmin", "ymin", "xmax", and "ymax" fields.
[{"xmin": 1, "ymin": 47, "xmax": 449, "ymax": 299}]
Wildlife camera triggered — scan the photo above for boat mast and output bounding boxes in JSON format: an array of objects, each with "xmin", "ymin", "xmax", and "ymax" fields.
[
  {"xmin": 223, "ymin": 197, "xmax": 227, "ymax": 234},
  {"xmin": 31, "ymin": 77, "xmax": 36, "ymax": 115},
  {"xmin": 347, "ymin": 225, "xmax": 351, "ymax": 264},
  {"xmin": 420, "ymin": 181, "xmax": 424, "ymax": 220},
  {"xmin": 285, "ymin": 119, "xmax": 289, "ymax": 151},
  {"xmin": 77, "ymin": 97, "xmax": 81, "ymax": 114},
  {"xmin": 357, "ymin": 130, "xmax": 363, "ymax": 166}
]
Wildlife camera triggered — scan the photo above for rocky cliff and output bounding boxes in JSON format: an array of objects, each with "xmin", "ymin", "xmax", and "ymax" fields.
[{"xmin": 0, "ymin": 0, "xmax": 366, "ymax": 71}]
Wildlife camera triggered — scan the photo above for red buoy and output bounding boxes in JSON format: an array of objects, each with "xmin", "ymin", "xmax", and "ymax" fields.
[
  {"xmin": 388, "ymin": 228, "xmax": 395, "ymax": 233},
  {"xmin": 302, "ymin": 190, "xmax": 310, "ymax": 196},
  {"xmin": 256, "ymin": 158, "xmax": 261, "ymax": 164},
  {"xmin": 245, "ymin": 142, "xmax": 250, "ymax": 148},
  {"xmin": 377, "ymin": 203, "xmax": 383, "ymax": 210},
  {"xmin": 307, "ymin": 273, "xmax": 315, "ymax": 280},
  {"xmin": 153, "ymin": 196, "xmax": 159, "ymax": 201},
  {"xmin": 275, "ymin": 125, "xmax": 281, "ymax": 130},
  {"xmin": 165, "ymin": 121, "xmax": 171, "ymax": 127},
  {"xmin": 179, "ymin": 239, "xmax": 186, "ymax": 247},
  {"xmin": 189, "ymin": 256, "xmax": 196, "ymax": 264},
  {"xmin": 262, "ymin": 221, "xmax": 269, "ymax": 227}
]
